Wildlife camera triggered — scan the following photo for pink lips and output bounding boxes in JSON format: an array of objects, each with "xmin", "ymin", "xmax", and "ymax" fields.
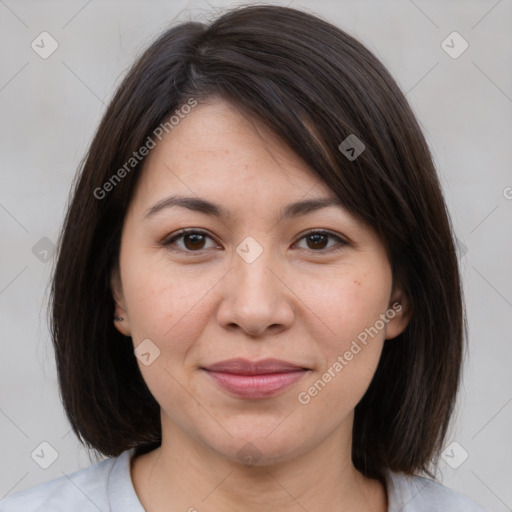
[{"xmin": 202, "ymin": 358, "xmax": 308, "ymax": 399}]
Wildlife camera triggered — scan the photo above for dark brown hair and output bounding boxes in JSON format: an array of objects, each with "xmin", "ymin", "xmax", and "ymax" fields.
[{"xmin": 50, "ymin": 4, "xmax": 465, "ymax": 481}]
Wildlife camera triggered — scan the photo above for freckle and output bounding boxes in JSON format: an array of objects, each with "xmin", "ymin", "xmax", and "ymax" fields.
[{"xmin": 353, "ymin": 280, "xmax": 361, "ymax": 285}]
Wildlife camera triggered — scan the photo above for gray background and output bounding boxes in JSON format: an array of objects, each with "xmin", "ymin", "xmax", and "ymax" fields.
[{"xmin": 0, "ymin": 0, "xmax": 511, "ymax": 510}]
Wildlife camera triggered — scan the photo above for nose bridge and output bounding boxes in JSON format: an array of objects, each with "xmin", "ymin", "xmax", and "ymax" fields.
[
  {"xmin": 217, "ymin": 236, "xmax": 293, "ymax": 336},
  {"xmin": 231, "ymin": 236, "xmax": 279, "ymax": 303}
]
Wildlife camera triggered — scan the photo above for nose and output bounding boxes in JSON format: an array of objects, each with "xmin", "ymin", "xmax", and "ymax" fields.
[{"xmin": 215, "ymin": 248, "xmax": 295, "ymax": 337}]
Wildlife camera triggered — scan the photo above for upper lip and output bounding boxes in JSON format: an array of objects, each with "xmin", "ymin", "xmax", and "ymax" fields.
[{"xmin": 202, "ymin": 358, "xmax": 308, "ymax": 375}]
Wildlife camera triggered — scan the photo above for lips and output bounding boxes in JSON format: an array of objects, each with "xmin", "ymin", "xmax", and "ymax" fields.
[
  {"xmin": 201, "ymin": 358, "xmax": 309, "ymax": 399},
  {"xmin": 204, "ymin": 358, "xmax": 308, "ymax": 374}
]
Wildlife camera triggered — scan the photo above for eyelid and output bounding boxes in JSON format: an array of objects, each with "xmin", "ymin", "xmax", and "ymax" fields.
[
  {"xmin": 161, "ymin": 228, "xmax": 219, "ymax": 249},
  {"xmin": 294, "ymin": 228, "xmax": 347, "ymax": 244}
]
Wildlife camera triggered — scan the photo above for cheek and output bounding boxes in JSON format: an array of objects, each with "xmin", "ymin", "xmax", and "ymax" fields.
[
  {"xmin": 120, "ymin": 258, "xmax": 216, "ymax": 418},
  {"xmin": 294, "ymin": 283, "xmax": 388, "ymax": 418},
  {"xmin": 121, "ymin": 254, "xmax": 217, "ymax": 354},
  {"xmin": 303, "ymin": 268, "xmax": 392, "ymax": 350},
  {"xmin": 303, "ymin": 266, "xmax": 391, "ymax": 404},
  {"xmin": 295, "ymin": 264, "xmax": 392, "ymax": 408}
]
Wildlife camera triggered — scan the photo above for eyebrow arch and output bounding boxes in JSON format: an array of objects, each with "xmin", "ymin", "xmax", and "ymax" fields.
[{"xmin": 143, "ymin": 194, "xmax": 345, "ymax": 221}]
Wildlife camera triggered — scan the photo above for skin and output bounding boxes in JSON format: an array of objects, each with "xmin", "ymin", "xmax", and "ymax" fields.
[{"xmin": 111, "ymin": 97, "xmax": 410, "ymax": 512}]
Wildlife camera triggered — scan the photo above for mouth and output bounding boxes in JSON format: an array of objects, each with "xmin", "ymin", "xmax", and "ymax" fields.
[{"xmin": 201, "ymin": 358, "xmax": 310, "ymax": 399}]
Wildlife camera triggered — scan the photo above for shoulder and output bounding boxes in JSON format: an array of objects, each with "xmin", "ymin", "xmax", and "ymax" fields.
[
  {"xmin": 0, "ymin": 449, "xmax": 134, "ymax": 512},
  {"xmin": 386, "ymin": 471, "xmax": 488, "ymax": 512}
]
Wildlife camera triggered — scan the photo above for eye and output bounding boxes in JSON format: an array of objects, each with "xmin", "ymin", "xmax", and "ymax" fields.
[
  {"xmin": 162, "ymin": 229, "xmax": 220, "ymax": 252},
  {"xmin": 293, "ymin": 230, "xmax": 347, "ymax": 252},
  {"xmin": 162, "ymin": 228, "xmax": 347, "ymax": 254}
]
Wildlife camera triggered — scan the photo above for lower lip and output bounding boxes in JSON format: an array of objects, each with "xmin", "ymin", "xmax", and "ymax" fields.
[{"xmin": 204, "ymin": 370, "xmax": 307, "ymax": 399}]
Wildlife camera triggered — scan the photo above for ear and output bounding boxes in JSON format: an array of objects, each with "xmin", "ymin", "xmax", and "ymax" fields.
[
  {"xmin": 110, "ymin": 265, "xmax": 131, "ymax": 337},
  {"xmin": 384, "ymin": 286, "xmax": 412, "ymax": 341}
]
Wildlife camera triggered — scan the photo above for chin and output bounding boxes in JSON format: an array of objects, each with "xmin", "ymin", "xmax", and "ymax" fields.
[{"xmin": 197, "ymin": 423, "xmax": 318, "ymax": 468}]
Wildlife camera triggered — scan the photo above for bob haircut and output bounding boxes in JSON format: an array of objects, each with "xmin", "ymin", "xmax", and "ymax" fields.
[{"xmin": 50, "ymin": 4, "xmax": 465, "ymax": 481}]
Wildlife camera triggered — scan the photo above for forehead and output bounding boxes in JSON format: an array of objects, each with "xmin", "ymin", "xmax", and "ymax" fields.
[{"xmin": 130, "ymin": 99, "xmax": 337, "ymax": 209}]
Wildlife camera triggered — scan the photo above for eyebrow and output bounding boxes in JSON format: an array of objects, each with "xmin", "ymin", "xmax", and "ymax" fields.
[{"xmin": 143, "ymin": 194, "xmax": 345, "ymax": 221}]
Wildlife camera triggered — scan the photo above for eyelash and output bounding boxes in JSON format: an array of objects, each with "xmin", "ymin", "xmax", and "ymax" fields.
[{"xmin": 161, "ymin": 228, "xmax": 347, "ymax": 255}]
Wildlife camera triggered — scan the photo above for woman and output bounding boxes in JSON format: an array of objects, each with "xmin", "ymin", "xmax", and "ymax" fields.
[{"xmin": 0, "ymin": 4, "xmax": 487, "ymax": 511}]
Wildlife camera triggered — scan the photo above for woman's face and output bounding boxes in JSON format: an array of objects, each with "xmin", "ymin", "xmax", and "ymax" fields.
[{"xmin": 112, "ymin": 98, "xmax": 409, "ymax": 465}]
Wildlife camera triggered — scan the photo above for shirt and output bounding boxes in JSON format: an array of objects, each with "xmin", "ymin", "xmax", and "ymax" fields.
[{"xmin": 0, "ymin": 447, "xmax": 487, "ymax": 511}]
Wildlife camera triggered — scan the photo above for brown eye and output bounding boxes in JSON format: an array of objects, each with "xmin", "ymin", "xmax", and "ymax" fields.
[
  {"xmin": 163, "ymin": 229, "xmax": 346, "ymax": 254},
  {"xmin": 294, "ymin": 230, "xmax": 347, "ymax": 252},
  {"xmin": 183, "ymin": 233, "xmax": 207, "ymax": 250},
  {"xmin": 306, "ymin": 233, "xmax": 329, "ymax": 250},
  {"xmin": 163, "ymin": 230, "xmax": 218, "ymax": 252}
]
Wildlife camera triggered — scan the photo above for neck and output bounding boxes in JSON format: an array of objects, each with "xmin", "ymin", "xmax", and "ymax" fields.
[{"xmin": 131, "ymin": 413, "xmax": 387, "ymax": 512}]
